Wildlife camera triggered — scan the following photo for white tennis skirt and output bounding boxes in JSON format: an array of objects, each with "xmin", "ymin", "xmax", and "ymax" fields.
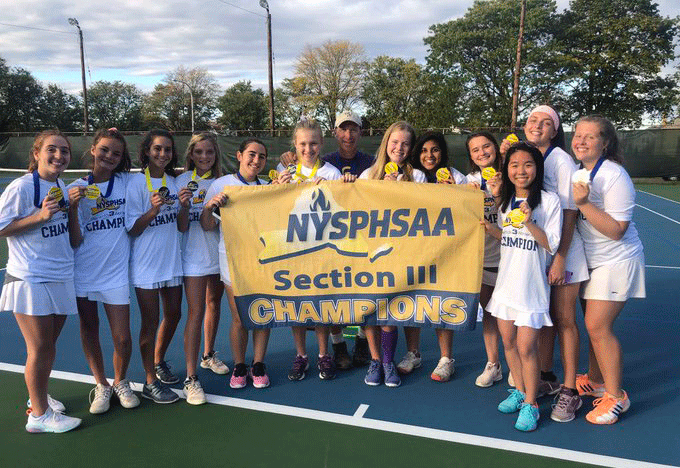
[{"xmin": 1, "ymin": 279, "xmax": 77, "ymax": 316}]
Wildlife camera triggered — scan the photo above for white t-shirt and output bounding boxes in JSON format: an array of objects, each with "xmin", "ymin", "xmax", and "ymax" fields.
[
  {"xmin": 449, "ymin": 167, "xmax": 467, "ymax": 185},
  {"xmin": 176, "ymin": 171, "xmax": 219, "ymax": 276},
  {"xmin": 0, "ymin": 173, "xmax": 73, "ymax": 282},
  {"xmin": 124, "ymin": 171, "xmax": 183, "ymax": 286},
  {"xmin": 276, "ymin": 161, "xmax": 342, "ymax": 182},
  {"xmin": 487, "ymin": 191, "xmax": 562, "ymax": 317},
  {"xmin": 466, "ymin": 171, "xmax": 501, "ymax": 268},
  {"xmin": 543, "ymin": 146, "xmax": 578, "ymax": 210},
  {"xmin": 358, "ymin": 167, "xmax": 427, "ymax": 182},
  {"xmin": 205, "ymin": 173, "xmax": 267, "ymax": 280},
  {"xmin": 576, "ymin": 160, "xmax": 643, "ymax": 268},
  {"xmin": 68, "ymin": 172, "xmax": 130, "ymax": 293}
]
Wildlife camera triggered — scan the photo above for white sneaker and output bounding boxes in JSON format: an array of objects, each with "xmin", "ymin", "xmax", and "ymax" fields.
[
  {"xmin": 183, "ymin": 376, "xmax": 207, "ymax": 405},
  {"xmin": 396, "ymin": 351, "xmax": 422, "ymax": 375},
  {"xmin": 27, "ymin": 394, "xmax": 66, "ymax": 413},
  {"xmin": 431, "ymin": 357, "xmax": 455, "ymax": 382},
  {"xmin": 113, "ymin": 380, "xmax": 140, "ymax": 409},
  {"xmin": 26, "ymin": 406, "xmax": 81, "ymax": 433},
  {"xmin": 89, "ymin": 384, "xmax": 113, "ymax": 414},
  {"xmin": 200, "ymin": 352, "xmax": 230, "ymax": 375},
  {"xmin": 475, "ymin": 362, "xmax": 503, "ymax": 388},
  {"xmin": 508, "ymin": 370, "xmax": 515, "ymax": 387}
]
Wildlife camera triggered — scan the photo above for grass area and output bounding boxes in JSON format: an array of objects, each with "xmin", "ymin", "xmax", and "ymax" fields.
[
  {"xmin": 0, "ymin": 371, "xmax": 603, "ymax": 468},
  {"xmin": 634, "ymin": 181, "xmax": 680, "ymax": 202}
]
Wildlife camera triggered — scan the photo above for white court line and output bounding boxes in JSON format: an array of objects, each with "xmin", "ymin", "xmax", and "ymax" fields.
[
  {"xmin": 353, "ymin": 403, "xmax": 369, "ymax": 419},
  {"xmin": 636, "ymin": 203, "xmax": 680, "ymax": 225},
  {"xmin": 647, "ymin": 265, "xmax": 680, "ymax": 270},
  {"xmin": 638, "ymin": 190, "xmax": 680, "ymax": 205},
  {"xmin": 0, "ymin": 363, "xmax": 675, "ymax": 468}
]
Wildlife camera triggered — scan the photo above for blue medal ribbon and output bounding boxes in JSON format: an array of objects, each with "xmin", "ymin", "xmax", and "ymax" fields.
[
  {"xmin": 510, "ymin": 196, "xmax": 524, "ymax": 210},
  {"xmin": 543, "ymin": 145, "xmax": 555, "ymax": 160},
  {"xmin": 33, "ymin": 170, "xmax": 65, "ymax": 208},
  {"xmin": 87, "ymin": 173, "xmax": 115, "ymax": 199},
  {"xmin": 580, "ymin": 156, "xmax": 606, "ymax": 182},
  {"xmin": 236, "ymin": 172, "xmax": 261, "ymax": 185}
]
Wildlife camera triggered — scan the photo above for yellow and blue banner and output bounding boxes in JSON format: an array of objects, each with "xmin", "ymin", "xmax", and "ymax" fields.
[{"xmin": 219, "ymin": 180, "xmax": 484, "ymax": 330}]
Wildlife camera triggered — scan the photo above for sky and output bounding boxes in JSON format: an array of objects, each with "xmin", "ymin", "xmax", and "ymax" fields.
[{"xmin": 0, "ymin": 0, "xmax": 679, "ymax": 96}]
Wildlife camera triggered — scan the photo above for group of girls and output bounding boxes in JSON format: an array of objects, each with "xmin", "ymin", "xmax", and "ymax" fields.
[{"xmin": 0, "ymin": 107, "xmax": 643, "ymax": 434}]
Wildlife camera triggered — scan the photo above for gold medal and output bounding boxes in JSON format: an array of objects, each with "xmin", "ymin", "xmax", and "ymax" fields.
[
  {"xmin": 571, "ymin": 169, "xmax": 590, "ymax": 185},
  {"xmin": 85, "ymin": 184, "xmax": 101, "ymax": 200},
  {"xmin": 506, "ymin": 133, "xmax": 519, "ymax": 143},
  {"xmin": 342, "ymin": 166, "xmax": 351, "ymax": 175},
  {"xmin": 481, "ymin": 167, "xmax": 497, "ymax": 180},
  {"xmin": 157, "ymin": 186, "xmax": 170, "ymax": 199},
  {"xmin": 269, "ymin": 169, "xmax": 279, "ymax": 180},
  {"xmin": 287, "ymin": 164, "xmax": 297, "ymax": 175},
  {"xmin": 385, "ymin": 162, "xmax": 398, "ymax": 175},
  {"xmin": 506, "ymin": 208, "xmax": 526, "ymax": 227},
  {"xmin": 187, "ymin": 180, "xmax": 199, "ymax": 192},
  {"xmin": 436, "ymin": 167, "xmax": 450, "ymax": 181},
  {"xmin": 48, "ymin": 186, "xmax": 63, "ymax": 201}
]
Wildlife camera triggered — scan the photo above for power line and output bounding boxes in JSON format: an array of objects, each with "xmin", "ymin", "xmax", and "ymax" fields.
[
  {"xmin": 0, "ymin": 22, "xmax": 75, "ymax": 35},
  {"xmin": 216, "ymin": 0, "xmax": 265, "ymax": 18}
]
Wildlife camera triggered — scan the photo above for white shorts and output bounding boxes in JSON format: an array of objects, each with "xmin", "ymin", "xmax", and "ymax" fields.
[
  {"xmin": 580, "ymin": 254, "xmax": 646, "ymax": 301},
  {"xmin": 482, "ymin": 267, "xmax": 498, "ymax": 287},
  {"xmin": 486, "ymin": 299, "xmax": 553, "ymax": 330},
  {"xmin": 0, "ymin": 279, "xmax": 77, "ymax": 316},
  {"xmin": 76, "ymin": 285, "xmax": 130, "ymax": 305},
  {"xmin": 219, "ymin": 251, "xmax": 231, "ymax": 286},
  {"xmin": 561, "ymin": 234, "xmax": 589, "ymax": 284},
  {"xmin": 134, "ymin": 276, "xmax": 183, "ymax": 290}
]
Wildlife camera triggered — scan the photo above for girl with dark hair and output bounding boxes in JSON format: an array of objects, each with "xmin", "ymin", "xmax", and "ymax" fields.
[
  {"xmin": 524, "ymin": 105, "xmax": 589, "ymax": 423},
  {"xmin": 67, "ymin": 128, "xmax": 139, "ymax": 414},
  {"xmin": 125, "ymin": 128, "xmax": 183, "ymax": 404},
  {"xmin": 411, "ymin": 131, "xmax": 466, "ymax": 184},
  {"xmin": 483, "ymin": 142, "xmax": 562, "ymax": 431}
]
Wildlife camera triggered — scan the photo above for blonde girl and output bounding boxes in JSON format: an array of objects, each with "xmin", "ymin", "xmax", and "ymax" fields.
[
  {"xmin": 0, "ymin": 130, "xmax": 81, "ymax": 432},
  {"xmin": 176, "ymin": 133, "xmax": 225, "ymax": 404}
]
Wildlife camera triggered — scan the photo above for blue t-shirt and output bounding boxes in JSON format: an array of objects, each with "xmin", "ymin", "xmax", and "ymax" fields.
[{"xmin": 323, "ymin": 151, "xmax": 374, "ymax": 176}]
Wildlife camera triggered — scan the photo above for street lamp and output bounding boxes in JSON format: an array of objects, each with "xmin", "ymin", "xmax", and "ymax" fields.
[
  {"xmin": 259, "ymin": 0, "xmax": 275, "ymax": 136},
  {"xmin": 68, "ymin": 17, "xmax": 88, "ymax": 134},
  {"xmin": 173, "ymin": 79, "xmax": 194, "ymax": 133}
]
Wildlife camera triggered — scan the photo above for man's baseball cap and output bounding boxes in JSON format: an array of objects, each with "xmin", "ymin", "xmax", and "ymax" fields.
[{"xmin": 336, "ymin": 111, "xmax": 361, "ymax": 128}]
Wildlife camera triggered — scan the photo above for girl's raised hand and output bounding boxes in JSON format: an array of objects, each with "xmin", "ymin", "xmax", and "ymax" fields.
[
  {"xmin": 276, "ymin": 171, "xmax": 292, "ymax": 185},
  {"xmin": 572, "ymin": 182, "xmax": 590, "ymax": 206},
  {"xmin": 68, "ymin": 186, "xmax": 85, "ymax": 208},
  {"xmin": 206, "ymin": 192, "xmax": 228, "ymax": 210},
  {"xmin": 178, "ymin": 187, "xmax": 193, "ymax": 208},
  {"xmin": 384, "ymin": 172, "xmax": 398, "ymax": 181},
  {"xmin": 467, "ymin": 181, "xmax": 481, "ymax": 190},
  {"xmin": 519, "ymin": 200, "xmax": 533, "ymax": 223},
  {"xmin": 499, "ymin": 139, "xmax": 512, "ymax": 158},
  {"xmin": 39, "ymin": 195, "xmax": 60, "ymax": 221},
  {"xmin": 150, "ymin": 192, "xmax": 164, "ymax": 212},
  {"xmin": 342, "ymin": 173, "xmax": 357, "ymax": 183},
  {"xmin": 486, "ymin": 173, "xmax": 502, "ymax": 197},
  {"xmin": 313, "ymin": 176, "xmax": 326, "ymax": 185}
]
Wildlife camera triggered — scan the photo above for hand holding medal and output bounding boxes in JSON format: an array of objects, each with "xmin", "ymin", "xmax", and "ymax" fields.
[
  {"xmin": 484, "ymin": 168, "xmax": 502, "ymax": 197},
  {"xmin": 384, "ymin": 161, "xmax": 399, "ymax": 181},
  {"xmin": 436, "ymin": 167, "xmax": 452, "ymax": 184},
  {"xmin": 178, "ymin": 187, "xmax": 193, "ymax": 208},
  {"xmin": 68, "ymin": 185, "xmax": 86, "ymax": 209}
]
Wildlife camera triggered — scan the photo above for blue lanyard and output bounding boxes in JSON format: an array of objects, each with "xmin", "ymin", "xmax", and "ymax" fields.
[
  {"xmin": 510, "ymin": 196, "xmax": 524, "ymax": 210},
  {"xmin": 580, "ymin": 156, "xmax": 606, "ymax": 182},
  {"xmin": 87, "ymin": 173, "xmax": 115, "ymax": 199},
  {"xmin": 236, "ymin": 172, "xmax": 261, "ymax": 185},
  {"xmin": 543, "ymin": 146, "xmax": 555, "ymax": 160},
  {"xmin": 481, "ymin": 174, "xmax": 486, "ymax": 191},
  {"xmin": 33, "ymin": 171, "xmax": 64, "ymax": 208}
]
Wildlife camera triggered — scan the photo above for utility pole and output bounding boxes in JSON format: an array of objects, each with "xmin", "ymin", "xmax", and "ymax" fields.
[
  {"xmin": 260, "ymin": 1, "xmax": 275, "ymax": 136},
  {"xmin": 173, "ymin": 79, "xmax": 194, "ymax": 133},
  {"xmin": 511, "ymin": 0, "xmax": 526, "ymax": 130},
  {"xmin": 69, "ymin": 18, "xmax": 88, "ymax": 134}
]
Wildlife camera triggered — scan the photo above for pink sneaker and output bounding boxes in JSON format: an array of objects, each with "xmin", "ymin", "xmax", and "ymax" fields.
[
  {"xmin": 250, "ymin": 362, "xmax": 270, "ymax": 389},
  {"xmin": 230, "ymin": 363, "xmax": 247, "ymax": 389}
]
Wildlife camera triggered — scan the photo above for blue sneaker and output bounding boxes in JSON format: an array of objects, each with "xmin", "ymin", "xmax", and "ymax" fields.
[
  {"xmin": 383, "ymin": 361, "xmax": 401, "ymax": 388},
  {"xmin": 515, "ymin": 403, "xmax": 540, "ymax": 431},
  {"xmin": 364, "ymin": 359, "xmax": 382, "ymax": 386},
  {"xmin": 498, "ymin": 389, "xmax": 525, "ymax": 413}
]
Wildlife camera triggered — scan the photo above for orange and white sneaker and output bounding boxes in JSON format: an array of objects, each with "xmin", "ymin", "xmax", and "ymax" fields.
[
  {"xmin": 586, "ymin": 391, "xmax": 630, "ymax": 425},
  {"xmin": 576, "ymin": 374, "xmax": 605, "ymax": 398}
]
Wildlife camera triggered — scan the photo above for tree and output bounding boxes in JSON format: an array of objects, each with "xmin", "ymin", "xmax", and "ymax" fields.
[
  {"xmin": 291, "ymin": 40, "xmax": 365, "ymax": 129},
  {"xmin": 39, "ymin": 84, "xmax": 81, "ymax": 132},
  {"xmin": 87, "ymin": 81, "xmax": 144, "ymax": 130},
  {"xmin": 425, "ymin": 0, "xmax": 564, "ymax": 128},
  {"xmin": 0, "ymin": 63, "xmax": 44, "ymax": 132},
  {"xmin": 143, "ymin": 66, "xmax": 220, "ymax": 131},
  {"xmin": 217, "ymin": 81, "xmax": 268, "ymax": 131},
  {"xmin": 556, "ymin": 0, "xmax": 679, "ymax": 127}
]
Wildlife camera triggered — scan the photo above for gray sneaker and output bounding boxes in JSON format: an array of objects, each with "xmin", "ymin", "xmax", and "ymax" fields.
[
  {"xmin": 537, "ymin": 379, "xmax": 561, "ymax": 398},
  {"xmin": 154, "ymin": 361, "xmax": 179, "ymax": 384},
  {"xmin": 550, "ymin": 387, "xmax": 582, "ymax": 422},
  {"xmin": 142, "ymin": 380, "xmax": 179, "ymax": 404}
]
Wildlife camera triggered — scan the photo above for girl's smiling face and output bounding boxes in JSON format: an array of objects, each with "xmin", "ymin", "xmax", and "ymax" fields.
[
  {"xmin": 237, "ymin": 142, "xmax": 267, "ymax": 180},
  {"xmin": 295, "ymin": 128, "xmax": 322, "ymax": 167},
  {"xmin": 467, "ymin": 135, "xmax": 496, "ymax": 169},
  {"xmin": 190, "ymin": 140, "xmax": 216, "ymax": 175},
  {"xmin": 387, "ymin": 130, "xmax": 412, "ymax": 165},
  {"xmin": 524, "ymin": 112, "xmax": 557, "ymax": 148},
  {"xmin": 35, "ymin": 135, "xmax": 70, "ymax": 180},
  {"xmin": 571, "ymin": 121, "xmax": 606, "ymax": 166},
  {"xmin": 147, "ymin": 136, "xmax": 173, "ymax": 171},
  {"xmin": 91, "ymin": 137, "xmax": 123, "ymax": 175},
  {"xmin": 507, "ymin": 149, "xmax": 537, "ymax": 193},
  {"xmin": 419, "ymin": 140, "xmax": 442, "ymax": 171}
]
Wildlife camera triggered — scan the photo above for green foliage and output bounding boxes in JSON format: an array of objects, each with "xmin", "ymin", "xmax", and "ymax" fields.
[
  {"xmin": 217, "ymin": 81, "xmax": 268, "ymax": 131},
  {"xmin": 556, "ymin": 0, "xmax": 679, "ymax": 126},
  {"xmin": 87, "ymin": 81, "xmax": 144, "ymax": 131}
]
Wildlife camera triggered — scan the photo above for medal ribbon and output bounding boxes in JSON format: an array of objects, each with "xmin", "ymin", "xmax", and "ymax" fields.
[
  {"xmin": 543, "ymin": 145, "xmax": 555, "ymax": 160},
  {"xmin": 579, "ymin": 156, "xmax": 606, "ymax": 182},
  {"xmin": 191, "ymin": 169, "xmax": 212, "ymax": 181},
  {"xmin": 33, "ymin": 171, "xmax": 65, "ymax": 208},
  {"xmin": 295, "ymin": 159, "xmax": 320, "ymax": 182},
  {"xmin": 145, "ymin": 168, "xmax": 167, "ymax": 192},
  {"xmin": 87, "ymin": 173, "xmax": 115, "ymax": 199},
  {"xmin": 236, "ymin": 172, "xmax": 261, "ymax": 185}
]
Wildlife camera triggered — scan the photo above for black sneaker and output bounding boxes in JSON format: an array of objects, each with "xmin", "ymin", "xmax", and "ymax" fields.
[
  {"xmin": 142, "ymin": 380, "xmax": 179, "ymax": 404},
  {"xmin": 333, "ymin": 341, "xmax": 353, "ymax": 370},
  {"xmin": 318, "ymin": 354, "xmax": 336, "ymax": 380},
  {"xmin": 155, "ymin": 360, "xmax": 179, "ymax": 384},
  {"xmin": 288, "ymin": 355, "xmax": 309, "ymax": 381},
  {"xmin": 352, "ymin": 336, "xmax": 371, "ymax": 367}
]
